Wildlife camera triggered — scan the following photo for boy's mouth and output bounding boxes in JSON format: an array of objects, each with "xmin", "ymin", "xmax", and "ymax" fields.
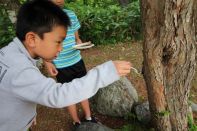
[
  {"xmin": 55, "ymin": 53, "xmax": 59, "ymax": 58},
  {"xmin": 54, "ymin": 54, "xmax": 59, "ymax": 59},
  {"xmin": 53, "ymin": 56, "xmax": 57, "ymax": 59}
]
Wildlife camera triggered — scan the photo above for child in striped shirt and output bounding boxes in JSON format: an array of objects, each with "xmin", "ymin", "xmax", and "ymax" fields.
[{"xmin": 45, "ymin": 0, "xmax": 96, "ymax": 128}]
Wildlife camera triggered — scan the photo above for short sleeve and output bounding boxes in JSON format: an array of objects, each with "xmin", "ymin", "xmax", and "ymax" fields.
[{"xmin": 71, "ymin": 11, "xmax": 81, "ymax": 31}]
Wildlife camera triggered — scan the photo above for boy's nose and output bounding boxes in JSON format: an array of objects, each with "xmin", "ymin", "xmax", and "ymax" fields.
[{"xmin": 58, "ymin": 45, "xmax": 63, "ymax": 52}]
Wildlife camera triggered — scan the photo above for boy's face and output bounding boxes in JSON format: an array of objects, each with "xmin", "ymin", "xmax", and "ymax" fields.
[
  {"xmin": 28, "ymin": 26, "xmax": 66, "ymax": 61},
  {"xmin": 51, "ymin": 0, "xmax": 65, "ymax": 8}
]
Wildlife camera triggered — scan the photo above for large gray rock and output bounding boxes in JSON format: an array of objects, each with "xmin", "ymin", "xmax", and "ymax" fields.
[
  {"xmin": 92, "ymin": 77, "xmax": 138, "ymax": 117},
  {"xmin": 75, "ymin": 122, "xmax": 113, "ymax": 131},
  {"xmin": 191, "ymin": 102, "xmax": 197, "ymax": 112},
  {"xmin": 134, "ymin": 101, "xmax": 197, "ymax": 124},
  {"xmin": 135, "ymin": 101, "xmax": 151, "ymax": 124}
]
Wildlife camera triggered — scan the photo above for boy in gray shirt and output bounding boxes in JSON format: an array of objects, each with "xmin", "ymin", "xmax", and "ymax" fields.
[{"xmin": 0, "ymin": 0, "xmax": 131, "ymax": 131}]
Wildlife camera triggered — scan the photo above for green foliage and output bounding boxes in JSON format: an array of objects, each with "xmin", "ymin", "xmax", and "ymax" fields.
[
  {"xmin": 117, "ymin": 124, "xmax": 146, "ymax": 131},
  {"xmin": 65, "ymin": 0, "xmax": 77, "ymax": 3},
  {"xmin": 124, "ymin": 112, "xmax": 137, "ymax": 121},
  {"xmin": 188, "ymin": 114, "xmax": 197, "ymax": 131},
  {"xmin": 117, "ymin": 123, "xmax": 154, "ymax": 131},
  {"xmin": 0, "ymin": 5, "xmax": 15, "ymax": 48},
  {"xmin": 66, "ymin": 0, "xmax": 141, "ymax": 45},
  {"xmin": 19, "ymin": 0, "xmax": 26, "ymax": 4},
  {"xmin": 0, "ymin": 0, "xmax": 141, "ymax": 47},
  {"xmin": 68, "ymin": 0, "xmax": 119, "ymax": 7},
  {"xmin": 155, "ymin": 110, "xmax": 171, "ymax": 117},
  {"xmin": 116, "ymin": 112, "xmax": 154, "ymax": 131}
]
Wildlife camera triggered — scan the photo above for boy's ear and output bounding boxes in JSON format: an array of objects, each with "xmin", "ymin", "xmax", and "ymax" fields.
[{"xmin": 25, "ymin": 32, "xmax": 38, "ymax": 48}]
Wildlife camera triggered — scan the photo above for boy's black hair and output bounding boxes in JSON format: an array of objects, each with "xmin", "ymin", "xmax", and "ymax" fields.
[{"xmin": 16, "ymin": 0, "xmax": 70, "ymax": 41}]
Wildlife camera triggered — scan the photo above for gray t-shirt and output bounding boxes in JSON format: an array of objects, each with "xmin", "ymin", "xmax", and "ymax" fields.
[{"xmin": 0, "ymin": 37, "xmax": 119, "ymax": 131}]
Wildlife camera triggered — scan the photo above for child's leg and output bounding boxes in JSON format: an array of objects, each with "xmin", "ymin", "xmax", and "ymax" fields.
[
  {"xmin": 80, "ymin": 99, "xmax": 98, "ymax": 123},
  {"xmin": 67, "ymin": 104, "xmax": 80, "ymax": 123},
  {"xmin": 80, "ymin": 99, "xmax": 91, "ymax": 119}
]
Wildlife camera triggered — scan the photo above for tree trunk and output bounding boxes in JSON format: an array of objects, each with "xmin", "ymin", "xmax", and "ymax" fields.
[{"xmin": 140, "ymin": 0, "xmax": 196, "ymax": 130}]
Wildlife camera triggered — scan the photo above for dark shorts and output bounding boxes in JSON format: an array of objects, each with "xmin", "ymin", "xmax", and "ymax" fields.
[{"xmin": 56, "ymin": 60, "xmax": 87, "ymax": 83}]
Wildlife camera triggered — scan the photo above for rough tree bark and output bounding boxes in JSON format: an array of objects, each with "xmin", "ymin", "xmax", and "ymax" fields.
[{"xmin": 140, "ymin": 0, "xmax": 196, "ymax": 130}]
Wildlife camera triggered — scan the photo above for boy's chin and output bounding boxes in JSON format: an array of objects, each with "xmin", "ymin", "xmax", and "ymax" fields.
[
  {"xmin": 43, "ymin": 56, "xmax": 57, "ymax": 62},
  {"xmin": 58, "ymin": 4, "xmax": 64, "ymax": 8},
  {"xmin": 43, "ymin": 59, "xmax": 53, "ymax": 62}
]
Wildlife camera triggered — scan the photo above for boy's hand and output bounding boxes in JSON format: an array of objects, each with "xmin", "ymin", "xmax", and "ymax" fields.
[
  {"xmin": 76, "ymin": 38, "xmax": 82, "ymax": 44},
  {"xmin": 44, "ymin": 61, "xmax": 58, "ymax": 76},
  {"xmin": 113, "ymin": 61, "xmax": 131, "ymax": 76}
]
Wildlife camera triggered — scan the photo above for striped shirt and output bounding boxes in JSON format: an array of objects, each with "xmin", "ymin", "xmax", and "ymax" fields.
[{"xmin": 53, "ymin": 9, "xmax": 81, "ymax": 68}]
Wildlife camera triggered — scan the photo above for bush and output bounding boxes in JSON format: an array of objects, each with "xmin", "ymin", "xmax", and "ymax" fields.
[
  {"xmin": 0, "ymin": 1, "xmax": 141, "ymax": 47},
  {"xmin": 188, "ymin": 115, "xmax": 197, "ymax": 131},
  {"xmin": 0, "ymin": 5, "xmax": 15, "ymax": 48},
  {"xmin": 66, "ymin": 0, "xmax": 141, "ymax": 45}
]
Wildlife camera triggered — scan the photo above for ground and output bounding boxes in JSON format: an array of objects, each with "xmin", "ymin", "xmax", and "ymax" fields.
[{"xmin": 32, "ymin": 42, "xmax": 197, "ymax": 131}]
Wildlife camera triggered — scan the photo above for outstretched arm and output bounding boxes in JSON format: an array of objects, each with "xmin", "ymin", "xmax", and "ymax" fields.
[{"xmin": 11, "ymin": 60, "xmax": 131, "ymax": 108}]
